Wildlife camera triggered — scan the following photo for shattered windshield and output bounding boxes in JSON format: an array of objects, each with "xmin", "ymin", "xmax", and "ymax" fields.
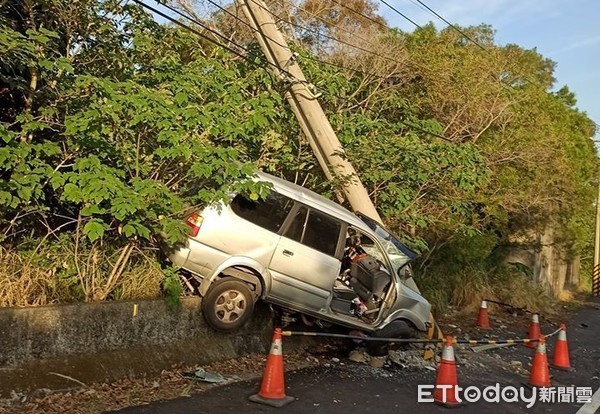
[{"xmin": 357, "ymin": 213, "xmax": 417, "ymax": 274}]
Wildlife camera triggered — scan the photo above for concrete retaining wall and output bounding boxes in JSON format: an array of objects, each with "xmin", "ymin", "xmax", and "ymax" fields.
[{"xmin": 0, "ymin": 298, "xmax": 279, "ymax": 397}]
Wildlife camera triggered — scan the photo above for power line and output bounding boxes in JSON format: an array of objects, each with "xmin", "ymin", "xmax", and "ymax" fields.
[
  {"xmin": 245, "ymin": 0, "xmax": 409, "ymax": 71},
  {"xmin": 205, "ymin": 0, "xmax": 290, "ymax": 50},
  {"xmin": 387, "ymin": 0, "xmax": 545, "ymax": 91},
  {"xmin": 132, "ymin": 0, "xmax": 260, "ymax": 65},
  {"xmin": 202, "ymin": 0, "xmax": 403, "ymax": 83},
  {"xmin": 211, "ymin": 2, "xmax": 448, "ymax": 140},
  {"xmin": 379, "ymin": 0, "xmax": 421, "ymax": 29},
  {"xmin": 329, "ymin": 0, "xmax": 390, "ymax": 32},
  {"xmin": 133, "ymin": 0, "xmax": 317, "ymax": 86},
  {"xmin": 379, "ymin": 0, "xmax": 485, "ymax": 51},
  {"xmin": 278, "ymin": 0, "xmax": 374, "ymax": 45},
  {"xmin": 411, "ymin": 0, "xmax": 487, "ymax": 51},
  {"xmin": 131, "ymin": 1, "xmax": 375, "ymax": 95},
  {"xmin": 398, "ymin": 0, "xmax": 547, "ymax": 91},
  {"xmin": 207, "ymin": 0, "xmax": 380, "ymax": 73},
  {"xmin": 139, "ymin": 0, "xmax": 408, "ymax": 89},
  {"xmin": 404, "ymin": 0, "xmax": 431, "ymax": 15},
  {"xmin": 132, "ymin": 0, "xmax": 451, "ymax": 141},
  {"xmin": 273, "ymin": 0, "xmax": 429, "ymax": 77}
]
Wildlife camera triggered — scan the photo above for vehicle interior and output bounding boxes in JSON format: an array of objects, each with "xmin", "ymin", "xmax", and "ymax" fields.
[{"xmin": 329, "ymin": 228, "xmax": 393, "ymax": 324}]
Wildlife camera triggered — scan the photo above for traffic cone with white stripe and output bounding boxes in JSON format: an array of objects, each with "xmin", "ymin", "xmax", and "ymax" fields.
[
  {"xmin": 528, "ymin": 335, "xmax": 551, "ymax": 387},
  {"xmin": 249, "ymin": 328, "xmax": 295, "ymax": 407},
  {"xmin": 524, "ymin": 313, "xmax": 541, "ymax": 349},
  {"xmin": 476, "ymin": 300, "xmax": 490, "ymax": 329},
  {"xmin": 433, "ymin": 336, "xmax": 461, "ymax": 407},
  {"xmin": 551, "ymin": 324, "xmax": 572, "ymax": 371}
]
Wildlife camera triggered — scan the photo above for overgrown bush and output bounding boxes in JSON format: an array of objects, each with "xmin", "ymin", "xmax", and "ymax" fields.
[
  {"xmin": 1, "ymin": 0, "xmax": 597, "ymax": 308},
  {"xmin": 0, "ymin": 1, "xmax": 282, "ymax": 305},
  {"xmin": 419, "ymin": 263, "xmax": 555, "ymax": 316}
]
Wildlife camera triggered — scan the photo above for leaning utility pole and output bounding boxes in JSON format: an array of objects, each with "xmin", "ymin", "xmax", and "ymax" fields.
[
  {"xmin": 237, "ymin": 0, "xmax": 382, "ymax": 223},
  {"xmin": 238, "ymin": 0, "xmax": 445, "ymax": 348}
]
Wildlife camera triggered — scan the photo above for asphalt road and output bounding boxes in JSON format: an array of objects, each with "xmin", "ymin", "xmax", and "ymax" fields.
[{"xmin": 111, "ymin": 297, "xmax": 600, "ymax": 414}]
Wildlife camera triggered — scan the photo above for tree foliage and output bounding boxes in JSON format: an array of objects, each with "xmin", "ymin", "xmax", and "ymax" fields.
[
  {"xmin": 0, "ymin": 0, "xmax": 282, "ymax": 248},
  {"xmin": 0, "ymin": 0, "xmax": 597, "ymax": 306}
]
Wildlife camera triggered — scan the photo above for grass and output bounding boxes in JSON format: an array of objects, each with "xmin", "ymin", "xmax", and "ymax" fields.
[
  {"xmin": 0, "ymin": 237, "xmax": 574, "ymax": 315},
  {"xmin": 419, "ymin": 263, "xmax": 556, "ymax": 317},
  {"xmin": 0, "ymin": 242, "xmax": 165, "ymax": 307}
]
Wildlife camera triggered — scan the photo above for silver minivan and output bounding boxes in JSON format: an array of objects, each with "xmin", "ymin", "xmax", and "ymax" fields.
[{"xmin": 169, "ymin": 172, "xmax": 431, "ymax": 348}]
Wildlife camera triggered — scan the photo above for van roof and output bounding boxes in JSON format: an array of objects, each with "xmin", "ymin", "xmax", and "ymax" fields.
[{"xmin": 256, "ymin": 171, "xmax": 372, "ymax": 231}]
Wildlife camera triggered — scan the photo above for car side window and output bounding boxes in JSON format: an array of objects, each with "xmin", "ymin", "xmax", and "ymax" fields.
[
  {"xmin": 230, "ymin": 192, "xmax": 293, "ymax": 233},
  {"xmin": 283, "ymin": 207, "xmax": 341, "ymax": 257},
  {"xmin": 285, "ymin": 206, "xmax": 308, "ymax": 243}
]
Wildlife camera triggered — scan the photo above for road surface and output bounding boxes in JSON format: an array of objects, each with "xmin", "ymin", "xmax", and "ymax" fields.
[{"xmin": 112, "ymin": 297, "xmax": 600, "ymax": 414}]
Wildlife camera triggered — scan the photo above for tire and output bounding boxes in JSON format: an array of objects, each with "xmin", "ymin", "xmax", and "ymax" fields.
[
  {"xmin": 367, "ymin": 320, "xmax": 412, "ymax": 357},
  {"xmin": 202, "ymin": 278, "xmax": 255, "ymax": 332}
]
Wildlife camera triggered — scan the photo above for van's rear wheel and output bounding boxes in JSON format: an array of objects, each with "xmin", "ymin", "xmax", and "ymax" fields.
[
  {"xmin": 202, "ymin": 278, "xmax": 255, "ymax": 331},
  {"xmin": 367, "ymin": 320, "xmax": 412, "ymax": 356}
]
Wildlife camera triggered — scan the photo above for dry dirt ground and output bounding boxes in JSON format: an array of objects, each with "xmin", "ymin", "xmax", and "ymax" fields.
[{"xmin": 0, "ymin": 297, "xmax": 586, "ymax": 414}]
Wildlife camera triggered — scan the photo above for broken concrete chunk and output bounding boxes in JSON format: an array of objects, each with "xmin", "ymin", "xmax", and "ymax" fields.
[
  {"xmin": 349, "ymin": 350, "xmax": 367, "ymax": 363},
  {"xmin": 369, "ymin": 357, "xmax": 385, "ymax": 368},
  {"xmin": 510, "ymin": 361, "xmax": 523, "ymax": 369}
]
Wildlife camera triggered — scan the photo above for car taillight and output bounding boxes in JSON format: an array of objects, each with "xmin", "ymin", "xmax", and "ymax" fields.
[{"xmin": 185, "ymin": 213, "xmax": 203, "ymax": 237}]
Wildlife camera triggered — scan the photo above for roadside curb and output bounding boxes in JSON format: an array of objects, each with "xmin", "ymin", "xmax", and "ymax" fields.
[{"xmin": 0, "ymin": 298, "xmax": 278, "ymax": 397}]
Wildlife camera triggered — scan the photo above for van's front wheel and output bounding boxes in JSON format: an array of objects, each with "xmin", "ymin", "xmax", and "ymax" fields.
[
  {"xmin": 202, "ymin": 278, "xmax": 255, "ymax": 331},
  {"xmin": 367, "ymin": 320, "xmax": 412, "ymax": 356}
]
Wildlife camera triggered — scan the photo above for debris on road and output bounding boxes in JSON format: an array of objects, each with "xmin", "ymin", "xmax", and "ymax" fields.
[
  {"xmin": 470, "ymin": 343, "xmax": 517, "ymax": 353},
  {"xmin": 4, "ymin": 296, "xmax": 595, "ymax": 414},
  {"xmin": 179, "ymin": 368, "xmax": 231, "ymax": 384}
]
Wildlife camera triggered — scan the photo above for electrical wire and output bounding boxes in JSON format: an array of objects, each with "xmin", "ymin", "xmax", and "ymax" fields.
[
  {"xmin": 404, "ymin": 0, "xmax": 431, "ymax": 15},
  {"xmin": 132, "ymin": 0, "xmax": 451, "ymax": 141},
  {"xmin": 210, "ymin": 1, "xmax": 452, "ymax": 140},
  {"xmin": 132, "ymin": 0, "xmax": 260, "ymax": 64},
  {"xmin": 329, "ymin": 0, "xmax": 390, "ymax": 32},
  {"xmin": 205, "ymin": 0, "xmax": 290, "ymax": 50},
  {"xmin": 378, "ymin": 0, "xmax": 421, "ymax": 29},
  {"xmin": 129, "ymin": 2, "xmax": 372, "ymax": 94},
  {"xmin": 133, "ymin": 0, "xmax": 320, "ymax": 88},
  {"xmin": 245, "ymin": 0, "xmax": 409, "ymax": 72},
  {"xmin": 278, "ymin": 0, "xmax": 374, "ymax": 45},
  {"xmin": 203, "ymin": 0, "xmax": 403, "ymax": 82},
  {"xmin": 248, "ymin": 0, "xmax": 399, "ymax": 64},
  {"xmin": 411, "ymin": 0, "xmax": 487, "ymax": 51},
  {"xmin": 139, "ymin": 0, "xmax": 407, "ymax": 87},
  {"xmin": 387, "ymin": 0, "xmax": 547, "ymax": 92}
]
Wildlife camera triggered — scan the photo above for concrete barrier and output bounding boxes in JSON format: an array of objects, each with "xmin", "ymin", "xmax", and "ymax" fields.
[{"xmin": 0, "ymin": 297, "xmax": 277, "ymax": 397}]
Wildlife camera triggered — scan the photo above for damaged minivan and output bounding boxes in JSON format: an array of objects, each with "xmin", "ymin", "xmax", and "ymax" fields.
[{"xmin": 169, "ymin": 172, "xmax": 431, "ymax": 349}]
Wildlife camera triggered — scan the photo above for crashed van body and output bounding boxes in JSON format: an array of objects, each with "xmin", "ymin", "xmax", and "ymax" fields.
[{"xmin": 169, "ymin": 172, "xmax": 431, "ymax": 343}]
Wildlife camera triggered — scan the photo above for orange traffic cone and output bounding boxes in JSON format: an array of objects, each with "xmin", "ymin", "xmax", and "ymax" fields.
[
  {"xmin": 476, "ymin": 300, "xmax": 490, "ymax": 329},
  {"xmin": 524, "ymin": 314, "xmax": 541, "ymax": 349},
  {"xmin": 433, "ymin": 336, "xmax": 461, "ymax": 407},
  {"xmin": 249, "ymin": 328, "xmax": 295, "ymax": 407},
  {"xmin": 529, "ymin": 335, "xmax": 551, "ymax": 387},
  {"xmin": 551, "ymin": 324, "xmax": 572, "ymax": 371}
]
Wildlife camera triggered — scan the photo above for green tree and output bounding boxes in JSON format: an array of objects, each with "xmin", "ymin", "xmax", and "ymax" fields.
[{"xmin": 0, "ymin": 0, "xmax": 286, "ymax": 302}]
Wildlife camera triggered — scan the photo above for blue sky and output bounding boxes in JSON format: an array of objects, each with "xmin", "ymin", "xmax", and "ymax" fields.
[{"xmin": 380, "ymin": 0, "xmax": 600, "ymax": 136}]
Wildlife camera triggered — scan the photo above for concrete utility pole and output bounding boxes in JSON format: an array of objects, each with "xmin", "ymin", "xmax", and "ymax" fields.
[
  {"xmin": 237, "ymin": 0, "xmax": 382, "ymax": 223},
  {"xmin": 237, "ymin": 0, "xmax": 445, "ymax": 346}
]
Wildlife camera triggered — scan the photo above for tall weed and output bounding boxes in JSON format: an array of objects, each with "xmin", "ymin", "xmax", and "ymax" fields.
[
  {"xmin": 418, "ymin": 263, "xmax": 555, "ymax": 316},
  {"xmin": 0, "ymin": 238, "xmax": 166, "ymax": 307}
]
